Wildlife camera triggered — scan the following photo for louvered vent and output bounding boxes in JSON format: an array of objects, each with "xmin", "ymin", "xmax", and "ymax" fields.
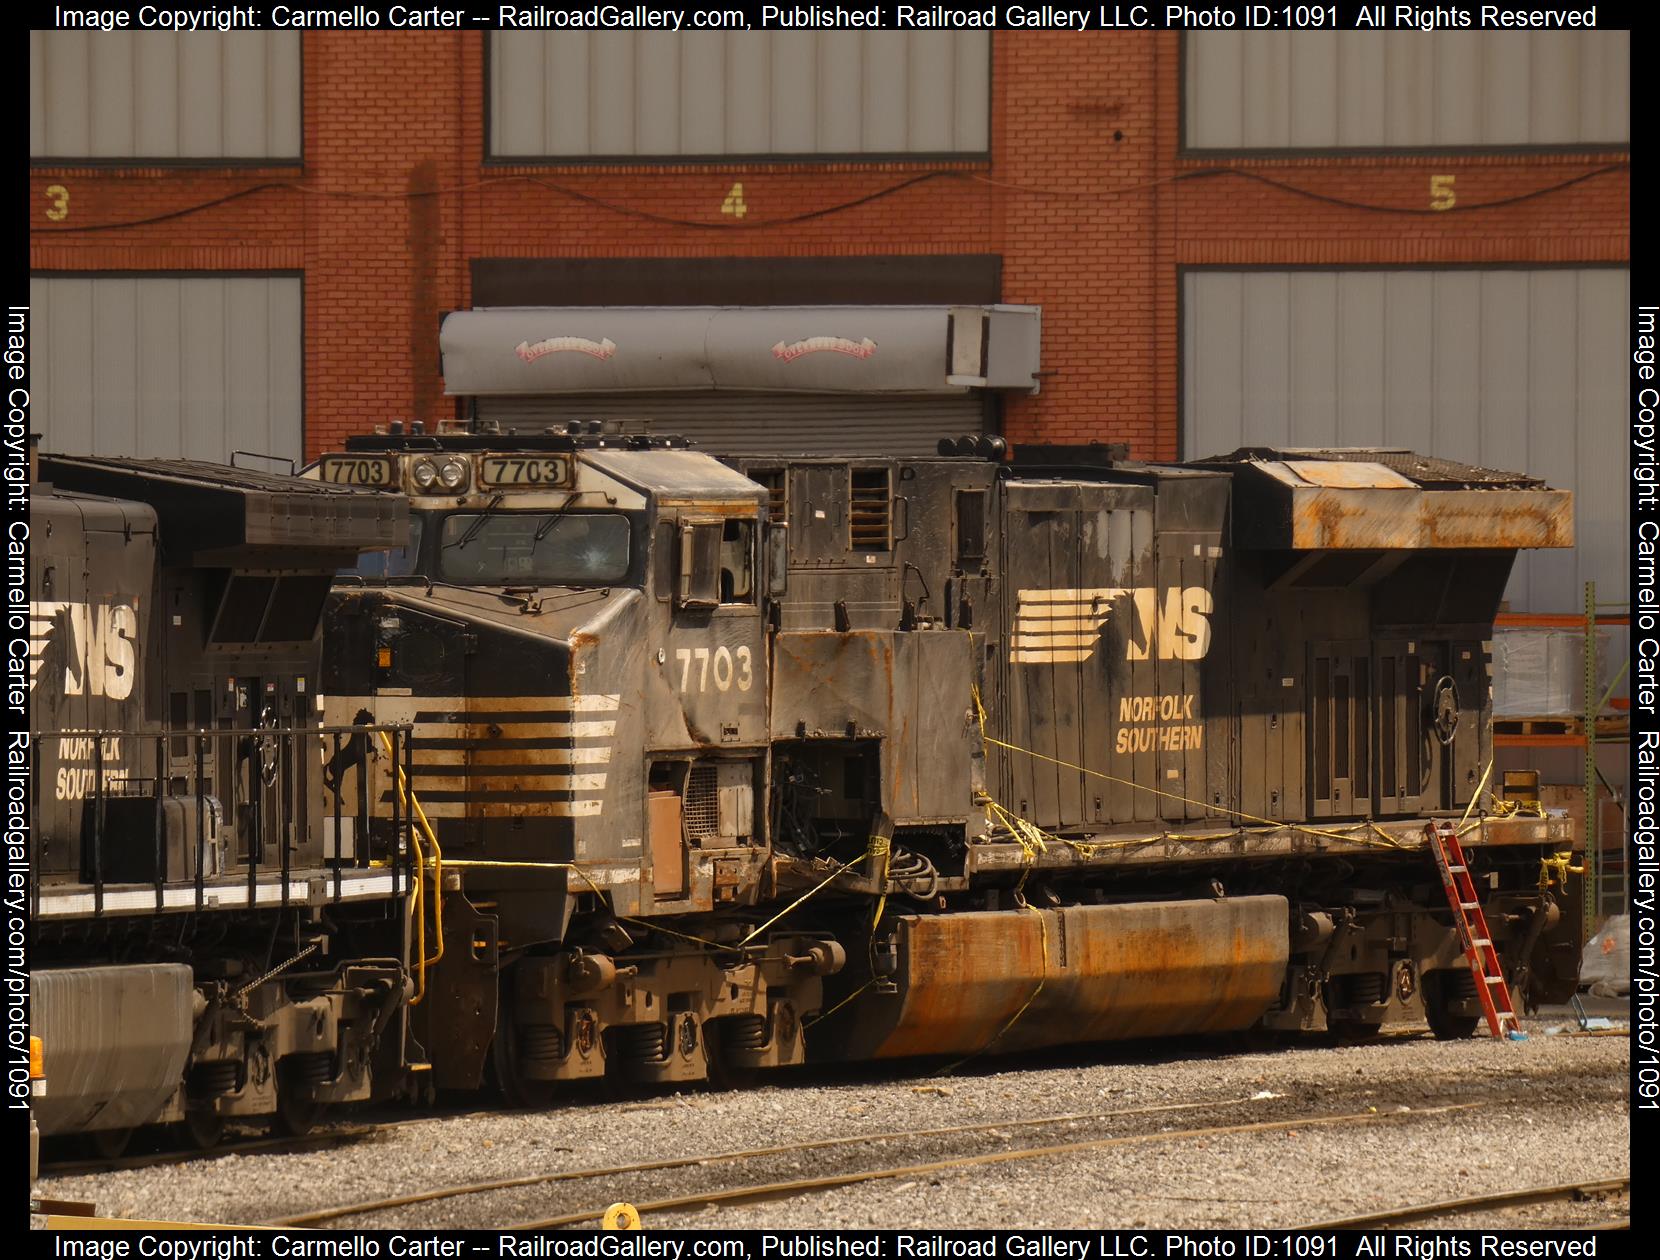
[
  {"xmin": 753, "ymin": 469, "xmax": 788, "ymax": 526},
  {"xmin": 683, "ymin": 764, "xmax": 719, "ymax": 842},
  {"xmin": 849, "ymin": 467, "xmax": 891, "ymax": 551}
]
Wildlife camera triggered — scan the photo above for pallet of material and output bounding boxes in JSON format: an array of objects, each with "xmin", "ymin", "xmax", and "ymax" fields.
[{"xmin": 1492, "ymin": 714, "xmax": 1629, "ymax": 738}]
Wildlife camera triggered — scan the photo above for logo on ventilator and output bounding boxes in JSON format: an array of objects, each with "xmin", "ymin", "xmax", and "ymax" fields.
[{"xmin": 1009, "ymin": 587, "xmax": 1212, "ymax": 664}]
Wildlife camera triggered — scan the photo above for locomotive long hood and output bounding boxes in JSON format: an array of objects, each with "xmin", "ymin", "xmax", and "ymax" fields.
[{"xmin": 1206, "ymin": 449, "xmax": 1573, "ymax": 552}]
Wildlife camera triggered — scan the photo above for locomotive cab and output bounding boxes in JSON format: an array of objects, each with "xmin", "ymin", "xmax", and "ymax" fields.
[{"xmin": 318, "ymin": 429, "xmax": 835, "ymax": 1098}]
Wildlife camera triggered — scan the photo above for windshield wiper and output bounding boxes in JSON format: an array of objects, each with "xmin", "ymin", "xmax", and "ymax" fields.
[
  {"xmin": 532, "ymin": 492, "xmax": 581, "ymax": 543},
  {"xmin": 447, "ymin": 493, "xmax": 505, "ymax": 552}
]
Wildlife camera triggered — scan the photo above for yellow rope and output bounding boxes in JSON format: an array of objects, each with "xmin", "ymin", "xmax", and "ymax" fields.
[
  {"xmin": 969, "ymin": 683, "xmax": 1417, "ymax": 852},
  {"xmin": 438, "ymin": 852, "xmax": 865, "ymax": 955},
  {"xmin": 802, "ymin": 977, "xmax": 876, "ymax": 1028},
  {"xmin": 936, "ymin": 902, "xmax": 1049, "ymax": 1077},
  {"xmin": 867, "ymin": 834, "xmax": 892, "ymax": 935},
  {"xmin": 1455, "ymin": 759, "xmax": 1496, "ymax": 835},
  {"xmin": 736, "ymin": 854, "xmax": 865, "ymax": 948},
  {"xmin": 1538, "ymin": 851, "xmax": 1585, "ymax": 891}
]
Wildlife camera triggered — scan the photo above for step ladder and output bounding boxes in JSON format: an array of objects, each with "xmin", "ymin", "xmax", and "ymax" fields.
[{"xmin": 1424, "ymin": 822, "xmax": 1524, "ymax": 1041}]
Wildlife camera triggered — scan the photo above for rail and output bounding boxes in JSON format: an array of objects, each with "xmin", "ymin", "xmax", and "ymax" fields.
[{"xmin": 28, "ymin": 722, "xmax": 413, "ymax": 917}]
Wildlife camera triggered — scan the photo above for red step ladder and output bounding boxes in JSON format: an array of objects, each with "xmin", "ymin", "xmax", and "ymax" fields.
[{"xmin": 1425, "ymin": 822, "xmax": 1524, "ymax": 1041}]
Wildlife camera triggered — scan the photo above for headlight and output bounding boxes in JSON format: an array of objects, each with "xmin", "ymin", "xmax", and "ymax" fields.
[
  {"xmin": 438, "ymin": 457, "xmax": 469, "ymax": 490},
  {"xmin": 411, "ymin": 458, "xmax": 439, "ymax": 490}
]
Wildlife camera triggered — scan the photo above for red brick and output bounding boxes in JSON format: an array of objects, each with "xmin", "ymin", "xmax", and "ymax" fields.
[{"xmin": 27, "ymin": 31, "xmax": 1630, "ymax": 461}]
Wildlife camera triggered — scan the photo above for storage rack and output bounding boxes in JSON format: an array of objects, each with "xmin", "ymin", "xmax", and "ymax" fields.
[{"xmin": 1492, "ymin": 582, "xmax": 1629, "ymax": 934}]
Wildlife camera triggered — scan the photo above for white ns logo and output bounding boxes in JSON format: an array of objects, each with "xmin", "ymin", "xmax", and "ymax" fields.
[
  {"xmin": 1010, "ymin": 586, "xmax": 1213, "ymax": 665},
  {"xmin": 29, "ymin": 601, "xmax": 139, "ymax": 700}
]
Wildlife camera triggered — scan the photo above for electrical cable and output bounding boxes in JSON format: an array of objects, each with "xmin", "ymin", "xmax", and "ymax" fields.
[{"xmin": 32, "ymin": 161, "xmax": 1625, "ymax": 234}]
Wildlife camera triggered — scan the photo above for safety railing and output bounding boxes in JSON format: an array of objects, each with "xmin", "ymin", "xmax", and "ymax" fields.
[{"xmin": 28, "ymin": 722, "xmax": 413, "ymax": 918}]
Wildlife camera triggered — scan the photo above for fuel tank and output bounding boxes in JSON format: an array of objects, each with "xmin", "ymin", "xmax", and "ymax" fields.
[{"xmin": 814, "ymin": 895, "xmax": 1289, "ymax": 1060}]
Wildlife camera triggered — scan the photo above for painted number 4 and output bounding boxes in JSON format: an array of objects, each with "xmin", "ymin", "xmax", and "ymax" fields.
[{"xmin": 721, "ymin": 182, "xmax": 748, "ymax": 220}]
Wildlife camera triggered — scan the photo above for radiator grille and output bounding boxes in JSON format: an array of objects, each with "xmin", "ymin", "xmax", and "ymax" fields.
[{"xmin": 684, "ymin": 764, "xmax": 719, "ymax": 842}]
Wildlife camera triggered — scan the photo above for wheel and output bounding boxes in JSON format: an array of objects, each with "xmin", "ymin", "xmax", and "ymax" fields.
[
  {"xmin": 1324, "ymin": 973, "xmax": 1386, "ymax": 1041},
  {"xmin": 87, "ymin": 1127, "xmax": 133, "ymax": 1160},
  {"xmin": 1423, "ymin": 970, "xmax": 1482, "ymax": 1041},
  {"xmin": 181, "ymin": 1109, "xmax": 225, "ymax": 1150},
  {"xmin": 491, "ymin": 985, "xmax": 559, "ymax": 1110},
  {"xmin": 271, "ymin": 1059, "xmax": 328, "ymax": 1137},
  {"xmin": 702, "ymin": 1018, "xmax": 761, "ymax": 1093}
]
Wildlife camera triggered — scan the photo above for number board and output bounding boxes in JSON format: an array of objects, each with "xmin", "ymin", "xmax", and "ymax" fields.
[
  {"xmin": 480, "ymin": 456, "xmax": 572, "ymax": 488},
  {"xmin": 319, "ymin": 455, "xmax": 396, "ymax": 487}
]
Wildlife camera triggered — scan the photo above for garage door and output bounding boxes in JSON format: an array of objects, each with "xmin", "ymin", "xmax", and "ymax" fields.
[
  {"xmin": 30, "ymin": 274, "xmax": 304, "ymax": 465},
  {"xmin": 477, "ymin": 391, "xmax": 989, "ymax": 458},
  {"xmin": 1182, "ymin": 268, "xmax": 1628, "ymax": 613}
]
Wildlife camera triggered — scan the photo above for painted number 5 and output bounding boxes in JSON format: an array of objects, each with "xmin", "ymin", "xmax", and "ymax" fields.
[{"xmin": 675, "ymin": 645, "xmax": 754, "ymax": 692}]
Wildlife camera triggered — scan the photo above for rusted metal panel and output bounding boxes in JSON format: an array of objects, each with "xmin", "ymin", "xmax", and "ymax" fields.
[
  {"xmin": 770, "ymin": 628, "xmax": 976, "ymax": 825},
  {"xmin": 770, "ymin": 631, "xmax": 894, "ymax": 742},
  {"xmin": 819, "ymin": 896, "xmax": 1289, "ymax": 1061},
  {"xmin": 1286, "ymin": 486, "xmax": 1574, "ymax": 551}
]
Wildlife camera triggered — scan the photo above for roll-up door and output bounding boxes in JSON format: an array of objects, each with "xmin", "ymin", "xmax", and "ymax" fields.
[
  {"xmin": 1181, "ymin": 267, "xmax": 1627, "ymax": 614},
  {"xmin": 476, "ymin": 392, "xmax": 989, "ymax": 458},
  {"xmin": 30, "ymin": 274, "xmax": 304, "ymax": 465}
]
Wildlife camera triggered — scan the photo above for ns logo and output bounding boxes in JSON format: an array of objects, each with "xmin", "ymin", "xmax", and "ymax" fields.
[
  {"xmin": 1010, "ymin": 586, "xmax": 1212, "ymax": 665},
  {"xmin": 29, "ymin": 600, "xmax": 140, "ymax": 702}
]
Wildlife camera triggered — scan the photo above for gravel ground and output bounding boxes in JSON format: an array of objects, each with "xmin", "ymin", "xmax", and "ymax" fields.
[{"xmin": 36, "ymin": 1031, "xmax": 1628, "ymax": 1231}]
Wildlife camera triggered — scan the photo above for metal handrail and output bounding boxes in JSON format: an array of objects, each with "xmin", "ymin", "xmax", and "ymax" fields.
[{"xmin": 28, "ymin": 722, "xmax": 413, "ymax": 916}]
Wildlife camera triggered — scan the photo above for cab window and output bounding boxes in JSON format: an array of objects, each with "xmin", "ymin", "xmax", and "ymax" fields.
[
  {"xmin": 347, "ymin": 516, "xmax": 424, "ymax": 579},
  {"xmin": 439, "ymin": 512, "xmax": 631, "ymax": 586},
  {"xmin": 677, "ymin": 518, "xmax": 755, "ymax": 608},
  {"xmin": 720, "ymin": 520, "xmax": 754, "ymax": 604}
]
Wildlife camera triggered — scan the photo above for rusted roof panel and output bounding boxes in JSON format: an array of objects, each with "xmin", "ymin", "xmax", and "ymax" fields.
[{"xmin": 1207, "ymin": 451, "xmax": 1573, "ymax": 552}]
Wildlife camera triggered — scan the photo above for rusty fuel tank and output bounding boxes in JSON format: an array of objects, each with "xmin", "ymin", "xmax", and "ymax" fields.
[{"xmin": 813, "ymin": 895, "xmax": 1289, "ymax": 1061}]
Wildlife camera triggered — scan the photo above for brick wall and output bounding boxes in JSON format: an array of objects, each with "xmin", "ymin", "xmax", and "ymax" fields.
[{"xmin": 28, "ymin": 32, "xmax": 1630, "ymax": 461}]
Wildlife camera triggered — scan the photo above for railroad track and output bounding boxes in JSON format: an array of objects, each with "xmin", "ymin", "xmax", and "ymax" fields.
[
  {"xmin": 1300, "ymin": 1177, "xmax": 1630, "ymax": 1230},
  {"xmin": 268, "ymin": 1096, "xmax": 1269, "ymax": 1226},
  {"xmin": 270, "ymin": 1100, "xmax": 1482, "ymax": 1229},
  {"xmin": 40, "ymin": 1124, "xmax": 383, "ymax": 1178}
]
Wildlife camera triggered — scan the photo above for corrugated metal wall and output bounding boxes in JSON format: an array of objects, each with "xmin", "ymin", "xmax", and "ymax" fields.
[
  {"xmin": 477, "ymin": 392, "xmax": 986, "ymax": 457},
  {"xmin": 31, "ymin": 275, "xmax": 304, "ymax": 465},
  {"xmin": 30, "ymin": 31, "xmax": 301, "ymax": 161},
  {"xmin": 1181, "ymin": 268, "xmax": 1628, "ymax": 614},
  {"xmin": 1185, "ymin": 31, "xmax": 1629, "ymax": 149},
  {"xmin": 489, "ymin": 32, "xmax": 990, "ymax": 158}
]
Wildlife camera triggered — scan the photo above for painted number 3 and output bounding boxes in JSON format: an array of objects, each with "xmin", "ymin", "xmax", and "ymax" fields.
[
  {"xmin": 44, "ymin": 184, "xmax": 69, "ymax": 221},
  {"xmin": 675, "ymin": 646, "xmax": 754, "ymax": 692}
]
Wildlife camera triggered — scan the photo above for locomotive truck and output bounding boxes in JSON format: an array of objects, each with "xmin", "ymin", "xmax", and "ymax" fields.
[{"xmin": 311, "ymin": 425, "xmax": 1584, "ymax": 1106}]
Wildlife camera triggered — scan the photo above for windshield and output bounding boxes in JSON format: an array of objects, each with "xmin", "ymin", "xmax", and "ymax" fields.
[
  {"xmin": 346, "ymin": 516, "xmax": 424, "ymax": 579},
  {"xmin": 438, "ymin": 511, "xmax": 631, "ymax": 586}
]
